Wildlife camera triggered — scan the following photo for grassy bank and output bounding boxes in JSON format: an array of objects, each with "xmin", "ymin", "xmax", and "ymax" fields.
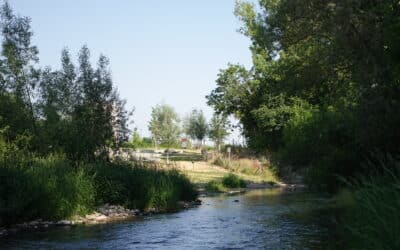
[
  {"xmin": 0, "ymin": 154, "xmax": 197, "ymax": 226},
  {"xmin": 167, "ymin": 151, "xmax": 278, "ymax": 186}
]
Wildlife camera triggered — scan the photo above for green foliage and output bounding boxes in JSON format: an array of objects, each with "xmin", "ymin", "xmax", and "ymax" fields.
[
  {"xmin": 205, "ymin": 180, "xmax": 226, "ymax": 193},
  {"xmin": 208, "ymin": 113, "xmax": 230, "ymax": 150},
  {"xmin": 0, "ymin": 2, "xmax": 198, "ymax": 227},
  {"xmin": 0, "ymin": 141, "xmax": 198, "ymax": 225},
  {"xmin": 0, "ymin": 3, "xmax": 131, "ymax": 161},
  {"xmin": 183, "ymin": 109, "xmax": 208, "ymax": 144},
  {"xmin": 207, "ymin": 0, "xmax": 400, "ymax": 192},
  {"xmin": 221, "ymin": 173, "xmax": 247, "ymax": 188},
  {"xmin": 205, "ymin": 174, "xmax": 247, "ymax": 192},
  {"xmin": 148, "ymin": 103, "xmax": 181, "ymax": 148},
  {"xmin": 124, "ymin": 128, "xmax": 152, "ymax": 149},
  {"xmin": 88, "ymin": 161, "xmax": 198, "ymax": 210},
  {"xmin": 0, "ymin": 153, "xmax": 94, "ymax": 225},
  {"xmin": 344, "ymin": 157, "xmax": 400, "ymax": 249}
]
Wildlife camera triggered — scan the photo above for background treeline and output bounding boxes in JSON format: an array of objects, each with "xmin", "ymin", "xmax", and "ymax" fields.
[
  {"xmin": 207, "ymin": 0, "xmax": 400, "ymax": 192},
  {"xmin": 0, "ymin": 2, "xmax": 130, "ymax": 161},
  {"xmin": 126, "ymin": 103, "xmax": 230, "ymax": 150},
  {"xmin": 0, "ymin": 2, "xmax": 197, "ymax": 226}
]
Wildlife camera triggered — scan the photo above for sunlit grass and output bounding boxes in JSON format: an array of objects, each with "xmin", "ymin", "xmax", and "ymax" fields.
[{"xmin": 174, "ymin": 160, "xmax": 277, "ymax": 186}]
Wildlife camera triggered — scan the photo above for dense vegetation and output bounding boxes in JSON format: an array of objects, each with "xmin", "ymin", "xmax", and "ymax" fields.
[
  {"xmin": 345, "ymin": 159, "xmax": 400, "ymax": 249},
  {"xmin": 0, "ymin": 151, "xmax": 197, "ymax": 226},
  {"xmin": 207, "ymin": 0, "xmax": 400, "ymax": 247},
  {"xmin": 207, "ymin": 0, "xmax": 400, "ymax": 192},
  {"xmin": 0, "ymin": 2, "xmax": 197, "ymax": 226}
]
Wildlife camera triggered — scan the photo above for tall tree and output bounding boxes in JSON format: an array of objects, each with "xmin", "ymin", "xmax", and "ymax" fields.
[
  {"xmin": 110, "ymin": 90, "xmax": 133, "ymax": 148},
  {"xmin": 207, "ymin": 0, "xmax": 400, "ymax": 190},
  {"xmin": 70, "ymin": 46, "xmax": 115, "ymax": 160},
  {"xmin": 0, "ymin": 1, "xmax": 39, "ymax": 142},
  {"xmin": 183, "ymin": 109, "xmax": 208, "ymax": 147},
  {"xmin": 208, "ymin": 113, "xmax": 230, "ymax": 152},
  {"xmin": 148, "ymin": 103, "xmax": 180, "ymax": 148}
]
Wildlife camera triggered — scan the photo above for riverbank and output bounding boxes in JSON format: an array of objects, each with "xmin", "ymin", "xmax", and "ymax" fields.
[
  {"xmin": 0, "ymin": 181, "xmax": 289, "ymax": 238},
  {"xmin": 0, "ymin": 189, "xmax": 341, "ymax": 249},
  {"xmin": 0, "ymin": 155, "xmax": 198, "ymax": 231},
  {"xmin": 0, "ymin": 181, "xmax": 304, "ymax": 238},
  {"xmin": 0, "ymin": 200, "xmax": 202, "ymax": 237}
]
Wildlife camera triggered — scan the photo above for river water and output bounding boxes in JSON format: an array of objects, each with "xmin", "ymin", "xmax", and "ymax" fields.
[{"xmin": 1, "ymin": 189, "xmax": 343, "ymax": 249}]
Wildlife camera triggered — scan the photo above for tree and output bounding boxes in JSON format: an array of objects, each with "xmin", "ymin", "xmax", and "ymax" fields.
[
  {"xmin": 207, "ymin": 0, "xmax": 400, "ymax": 191},
  {"xmin": 148, "ymin": 103, "xmax": 180, "ymax": 164},
  {"xmin": 0, "ymin": 1, "xmax": 39, "ymax": 143},
  {"xmin": 110, "ymin": 90, "xmax": 133, "ymax": 148},
  {"xmin": 183, "ymin": 109, "xmax": 208, "ymax": 147},
  {"xmin": 0, "ymin": 2, "xmax": 132, "ymax": 162},
  {"xmin": 148, "ymin": 103, "xmax": 180, "ymax": 148},
  {"xmin": 66, "ymin": 46, "xmax": 121, "ymax": 160},
  {"xmin": 208, "ymin": 113, "xmax": 230, "ymax": 151},
  {"xmin": 130, "ymin": 128, "xmax": 142, "ymax": 148}
]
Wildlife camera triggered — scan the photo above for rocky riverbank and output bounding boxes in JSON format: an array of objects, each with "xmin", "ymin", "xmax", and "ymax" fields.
[{"xmin": 0, "ymin": 200, "xmax": 202, "ymax": 237}]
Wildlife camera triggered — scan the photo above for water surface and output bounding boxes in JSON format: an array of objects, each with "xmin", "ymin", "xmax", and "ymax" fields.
[{"xmin": 1, "ymin": 189, "xmax": 341, "ymax": 249}]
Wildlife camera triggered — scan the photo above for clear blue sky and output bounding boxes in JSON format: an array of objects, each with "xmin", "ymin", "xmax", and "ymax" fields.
[{"xmin": 10, "ymin": 0, "xmax": 253, "ymax": 141}]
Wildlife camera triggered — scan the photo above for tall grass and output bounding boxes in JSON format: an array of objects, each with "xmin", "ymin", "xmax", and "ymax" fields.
[
  {"xmin": 88, "ymin": 161, "xmax": 198, "ymax": 210},
  {"xmin": 0, "ymin": 153, "xmax": 198, "ymax": 226},
  {"xmin": 0, "ymin": 154, "xmax": 94, "ymax": 225},
  {"xmin": 344, "ymin": 157, "xmax": 400, "ymax": 249}
]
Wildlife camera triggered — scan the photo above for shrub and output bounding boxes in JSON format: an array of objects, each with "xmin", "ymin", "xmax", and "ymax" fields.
[
  {"xmin": 221, "ymin": 173, "xmax": 247, "ymax": 188},
  {"xmin": 205, "ymin": 180, "xmax": 226, "ymax": 192}
]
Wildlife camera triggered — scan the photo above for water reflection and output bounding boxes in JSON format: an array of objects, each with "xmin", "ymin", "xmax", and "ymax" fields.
[{"xmin": 0, "ymin": 189, "xmax": 342, "ymax": 249}]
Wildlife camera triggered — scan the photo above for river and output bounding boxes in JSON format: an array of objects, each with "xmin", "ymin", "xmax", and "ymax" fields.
[{"xmin": 0, "ymin": 189, "xmax": 343, "ymax": 249}]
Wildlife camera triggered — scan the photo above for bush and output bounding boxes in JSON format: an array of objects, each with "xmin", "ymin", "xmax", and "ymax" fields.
[
  {"xmin": 205, "ymin": 180, "xmax": 226, "ymax": 192},
  {"xmin": 221, "ymin": 173, "xmax": 247, "ymax": 188}
]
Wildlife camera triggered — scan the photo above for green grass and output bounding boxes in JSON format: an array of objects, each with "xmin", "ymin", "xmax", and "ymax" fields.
[
  {"xmin": 0, "ymin": 153, "xmax": 198, "ymax": 226},
  {"xmin": 88, "ymin": 161, "xmax": 198, "ymax": 210},
  {"xmin": 182, "ymin": 163, "xmax": 277, "ymax": 185}
]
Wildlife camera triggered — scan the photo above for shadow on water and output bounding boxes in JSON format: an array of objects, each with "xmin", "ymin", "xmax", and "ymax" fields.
[{"xmin": 1, "ymin": 189, "xmax": 346, "ymax": 249}]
